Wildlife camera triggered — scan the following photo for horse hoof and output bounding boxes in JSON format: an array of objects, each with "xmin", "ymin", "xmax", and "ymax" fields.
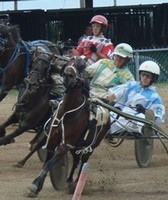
[
  {"xmin": 0, "ymin": 127, "xmax": 6, "ymax": 137},
  {"xmin": 28, "ymin": 143, "xmax": 36, "ymax": 151},
  {"xmin": 8, "ymin": 138, "xmax": 15, "ymax": 144},
  {"xmin": 3, "ymin": 138, "xmax": 15, "ymax": 146},
  {"xmin": 13, "ymin": 162, "xmax": 24, "ymax": 168},
  {"xmin": 27, "ymin": 184, "xmax": 38, "ymax": 198},
  {"xmin": 26, "ymin": 191, "xmax": 38, "ymax": 198},
  {"xmin": 67, "ymin": 182, "xmax": 76, "ymax": 194}
]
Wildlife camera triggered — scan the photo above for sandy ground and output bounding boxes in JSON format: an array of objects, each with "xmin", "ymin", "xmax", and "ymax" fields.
[{"xmin": 0, "ymin": 87, "xmax": 168, "ymax": 200}]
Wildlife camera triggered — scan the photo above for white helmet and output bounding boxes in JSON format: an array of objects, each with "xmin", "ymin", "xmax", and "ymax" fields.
[
  {"xmin": 113, "ymin": 43, "xmax": 133, "ymax": 58},
  {"xmin": 139, "ymin": 60, "xmax": 160, "ymax": 75},
  {"xmin": 139, "ymin": 60, "xmax": 160, "ymax": 83}
]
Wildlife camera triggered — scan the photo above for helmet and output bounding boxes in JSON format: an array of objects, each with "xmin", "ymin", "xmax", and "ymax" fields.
[
  {"xmin": 90, "ymin": 15, "xmax": 108, "ymax": 28},
  {"xmin": 139, "ymin": 60, "xmax": 160, "ymax": 83},
  {"xmin": 113, "ymin": 43, "xmax": 133, "ymax": 58},
  {"xmin": 139, "ymin": 60, "xmax": 160, "ymax": 75}
]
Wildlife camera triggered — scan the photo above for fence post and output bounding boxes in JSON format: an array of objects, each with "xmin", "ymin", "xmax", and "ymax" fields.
[{"xmin": 134, "ymin": 50, "xmax": 140, "ymax": 81}]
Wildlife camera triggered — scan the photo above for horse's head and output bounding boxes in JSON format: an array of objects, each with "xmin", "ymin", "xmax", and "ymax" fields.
[
  {"xmin": 24, "ymin": 52, "xmax": 55, "ymax": 94},
  {"xmin": 62, "ymin": 56, "xmax": 87, "ymax": 89},
  {"xmin": 0, "ymin": 24, "xmax": 20, "ymax": 51},
  {"xmin": 15, "ymin": 52, "xmax": 55, "ymax": 115}
]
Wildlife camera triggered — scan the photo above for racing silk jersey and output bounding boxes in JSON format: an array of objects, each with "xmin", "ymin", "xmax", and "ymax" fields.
[
  {"xmin": 77, "ymin": 35, "xmax": 114, "ymax": 65},
  {"xmin": 108, "ymin": 81, "xmax": 165, "ymax": 124},
  {"xmin": 85, "ymin": 58, "xmax": 134, "ymax": 99}
]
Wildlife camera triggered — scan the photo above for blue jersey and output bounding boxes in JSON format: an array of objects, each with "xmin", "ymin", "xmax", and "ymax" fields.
[{"xmin": 108, "ymin": 81, "xmax": 165, "ymax": 124}]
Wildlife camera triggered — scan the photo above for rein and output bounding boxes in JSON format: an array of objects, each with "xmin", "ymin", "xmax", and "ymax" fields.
[
  {"xmin": 27, "ymin": 56, "xmax": 53, "ymax": 90},
  {"xmin": 0, "ymin": 39, "xmax": 30, "ymax": 74},
  {"xmin": 0, "ymin": 42, "xmax": 20, "ymax": 73},
  {"xmin": 0, "ymin": 38, "xmax": 31, "ymax": 94},
  {"xmin": 45, "ymin": 96, "xmax": 87, "ymax": 149}
]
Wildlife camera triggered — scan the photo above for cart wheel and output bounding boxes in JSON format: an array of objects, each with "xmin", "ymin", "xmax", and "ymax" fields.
[
  {"xmin": 134, "ymin": 133, "xmax": 154, "ymax": 168},
  {"xmin": 49, "ymin": 154, "xmax": 69, "ymax": 190},
  {"xmin": 37, "ymin": 148, "xmax": 47, "ymax": 163}
]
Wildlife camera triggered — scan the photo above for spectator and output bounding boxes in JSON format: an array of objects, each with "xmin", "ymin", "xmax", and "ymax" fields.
[{"xmin": 78, "ymin": 25, "xmax": 92, "ymax": 44}]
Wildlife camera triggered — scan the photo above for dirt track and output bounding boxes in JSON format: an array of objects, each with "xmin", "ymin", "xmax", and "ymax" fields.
[{"xmin": 0, "ymin": 88, "xmax": 168, "ymax": 200}]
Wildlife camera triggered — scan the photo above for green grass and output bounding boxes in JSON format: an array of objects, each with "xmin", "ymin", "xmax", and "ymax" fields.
[{"xmin": 8, "ymin": 89, "xmax": 19, "ymax": 97}]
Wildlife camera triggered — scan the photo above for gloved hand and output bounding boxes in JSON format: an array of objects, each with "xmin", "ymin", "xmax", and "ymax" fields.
[
  {"xmin": 135, "ymin": 104, "xmax": 146, "ymax": 114},
  {"xmin": 89, "ymin": 44, "xmax": 97, "ymax": 53}
]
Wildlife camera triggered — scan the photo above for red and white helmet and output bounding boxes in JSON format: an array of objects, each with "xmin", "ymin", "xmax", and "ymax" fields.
[{"xmin": 90, "ymin": 15, "xmax": 108, "ymax": 28}]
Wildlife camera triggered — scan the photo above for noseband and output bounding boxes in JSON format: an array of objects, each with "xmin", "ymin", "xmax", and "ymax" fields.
[
  {"xmin": 26, "ymin": 56, "xmax": 52, "ymax": 91},
  {"xmin": 63, "ymin": 64, "xmax": 85, "ymax": 91}
]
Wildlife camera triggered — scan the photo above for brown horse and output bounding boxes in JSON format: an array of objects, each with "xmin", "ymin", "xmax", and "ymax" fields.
[
  {"xmin": 28, "ymin": 56, "xmax": 111, "ymax": 198},
  {"xmin": 0, "ymin": 23, "xmax": 60, "ymax": 101},
  {"xmin": 0, "ymin": 51, "xmax": 68, "ymax": 166},
  {"xmin": 0, "ymin": 22, "xmax": 63, "ymax": 139}
]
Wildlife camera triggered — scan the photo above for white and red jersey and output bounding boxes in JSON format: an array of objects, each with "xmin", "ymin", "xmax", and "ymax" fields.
[{"xmin": 76, "ymin": 35, "xmax": 114, "ymax": 65}]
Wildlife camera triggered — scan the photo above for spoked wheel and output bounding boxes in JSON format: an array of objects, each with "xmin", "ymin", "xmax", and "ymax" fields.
[
  {"xmin": 37, "ymin": 148, "xmax": 47, "ymax": 163},
  {"xmin": 49, "ymin": 154, "xmax": 69, "ymax": 190},
  {"xmin": 134, "ymin": 132, "xmax": 154, "ymax": 168}
]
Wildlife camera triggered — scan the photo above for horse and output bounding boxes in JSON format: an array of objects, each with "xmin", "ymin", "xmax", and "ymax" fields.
[
  {"xmin": 0, "ymin": 51, "xmax": 68, "ymax": 167},
  {"xmin": 0, "ymin": 22, "xmax": 60, "ymax": 102},
  {"xmin": 0, "ymin": 22, "xmax": 62, "ymax": 138},
  {"xmin": 27, "ymin": 56, "xmax": 111, "ymax": 197}
]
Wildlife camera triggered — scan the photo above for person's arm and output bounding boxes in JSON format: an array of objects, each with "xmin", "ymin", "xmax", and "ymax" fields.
[
  {"xmin": 90, "ymin": 44, "xmax": 109, "ymax": 59},
  {"xmin": 71, "ymin": 48, "xmax": 80, "ymax": 56},
  {"xmin": 107, "ymin": 82, "xmax": 130, "ymax": 105},
  {"xmin": 107, "ymin": 93, "xmax": 116, "ymax": 102},
  {"xmin": 71, "ymin": 39, "xmax": 85, "ymax": 57},
  {"xmin": 95, "ymin": 51, "xmax": 107, "ymax": 59},
  {"xmin": 99, "ymin": 42, "xmax": 115, "ymax": 59},
  {"xmin": 84, "ymin": 59, "xmax": 102, "ymax": 78}
]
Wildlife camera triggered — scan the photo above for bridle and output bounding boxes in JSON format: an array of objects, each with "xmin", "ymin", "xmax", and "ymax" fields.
[
  {"xmin": 25, "ymin": 55, "xmax": 53, "ymax": 92},
  {"xmin": 62, "ymin": 58, "xmax": 85, "ymax": 91}
]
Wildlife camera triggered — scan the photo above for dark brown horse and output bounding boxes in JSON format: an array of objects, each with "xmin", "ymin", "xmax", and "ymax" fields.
[
  {"xmin": 28, "ymin": 56, "xmax": 111, "ymax": 198},
  {"xmin": 0, "ymin": 23, "xmax": 60, "ymax": 101},
  {"xmin": 0, "ymin": 51, "xmax": 67, "ymax": 166},
  {"xmin": 0, "ymin": 22, "xmax": 63, "ymax": 140}
]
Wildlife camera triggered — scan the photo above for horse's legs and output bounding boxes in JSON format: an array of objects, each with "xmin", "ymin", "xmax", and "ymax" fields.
[
  {"xmin": 0, "ymin": 111, "xmax": 18, "ymax": 137},
  {"xmin": 29, "ymin": 134, "xmax": 41, "ymax": 150},
  {"xmin": 0, "ymin": 125, "xmax": 28, "ymax": 145},
  {"xmin": 28, "ymin": 128, "xmax": 45, "ymax": 150},
  {"xmin": 67, "ymin": 151, "xmax": 92, "ymax": 194},
  {"xmin": 14, "ymin": 134, "xmax": 47, "ymax": 168},
  {"xmin": 76, "ymin": 152, "xmax": 92, "ymax": 182},
  {"xmin": 28, "ymin": 144, "xmax": 69, "ymax": 198},
  {"xmin": 67, "ymin": 150, "xmax": 80, "ymax": 183}
]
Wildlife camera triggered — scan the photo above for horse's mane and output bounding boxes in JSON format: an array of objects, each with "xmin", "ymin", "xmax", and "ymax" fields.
[{"xmin": 0, "ymin": 23, "xmax": 21, "ymax": 42}]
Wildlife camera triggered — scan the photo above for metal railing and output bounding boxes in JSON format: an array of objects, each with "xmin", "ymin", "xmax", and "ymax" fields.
[{"xmin": 128, "ymin": 48, "xmax": 168, "ymax": 82}]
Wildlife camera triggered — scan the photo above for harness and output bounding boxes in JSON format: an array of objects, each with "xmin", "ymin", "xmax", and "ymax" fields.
[
  {"xmin": 0, "ymin": 38, "xmax": 31, "ymax": 94},
  {"xmin": 44, "ymin": 97, "xmax": 87, "ymax": 150}
]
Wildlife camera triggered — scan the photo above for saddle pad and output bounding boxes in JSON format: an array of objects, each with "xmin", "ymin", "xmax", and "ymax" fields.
[{"xmin": 90, "ymin": 106, "xmax": 110, "ymax": 126}]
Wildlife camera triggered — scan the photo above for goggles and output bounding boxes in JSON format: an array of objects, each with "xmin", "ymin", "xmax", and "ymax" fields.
[
  {"xmin": 92, "ymin": 23, "xmax": 101, "ymax": 28},
  {"xmin": 140, "ymin": 72, "xmax": 152, "ymax": 79}
]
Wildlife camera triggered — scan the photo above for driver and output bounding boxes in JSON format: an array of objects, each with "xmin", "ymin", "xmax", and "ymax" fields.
[
  {"xmin": 71, "ymin": 15, "xmax": 114, "ymax": 65},
  {"xmin": 107, "ymin": 60, "xmax": 165, "ymax": 137}
]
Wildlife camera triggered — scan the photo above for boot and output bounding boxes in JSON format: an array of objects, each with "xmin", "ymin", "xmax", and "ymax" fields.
[{"xmin": 142, "ymin": 109, "xmax": 155, "ymax": 137}]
